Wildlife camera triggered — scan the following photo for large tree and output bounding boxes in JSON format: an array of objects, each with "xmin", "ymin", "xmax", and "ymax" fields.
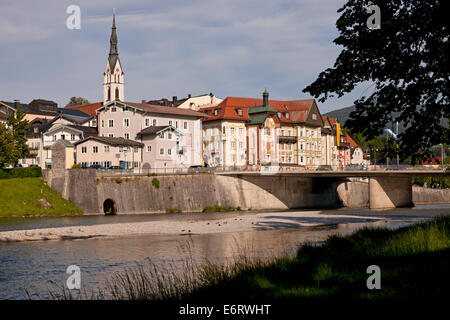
[
  {"xmin": 303, "ymin": 0, "xmax": 449, "ymax": 161},
  {"xmin": 65, "ymin": 97, "xmax": 90, "ymax": 107},
  {"xmin": 0, "ymin": 110, "xmax": 30, "ymax": 168}
]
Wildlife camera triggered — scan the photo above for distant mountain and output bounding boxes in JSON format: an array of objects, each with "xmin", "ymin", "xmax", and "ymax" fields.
[{"xmin": 324, "ymin": 105, "xmax": 448, "ymax": 136}]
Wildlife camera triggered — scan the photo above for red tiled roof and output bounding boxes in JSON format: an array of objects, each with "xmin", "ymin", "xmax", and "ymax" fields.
[
  {"xmin": 200, "ymin": 97, "xmax": 314, "ymax": 123},
  {"xmin": 65, "ymin": 102, "xmax": 103, "ymax": 116},
  {"xmin": 345, "ymin": 134, "xmax": 358, "ymax": 147},
  {"xmin": 123, "ymin": 102, "xmax": 208, "ymax": 118},
  {"xmin": 328, "ymin": 118, "xmax": 337, "ymax": 127}
]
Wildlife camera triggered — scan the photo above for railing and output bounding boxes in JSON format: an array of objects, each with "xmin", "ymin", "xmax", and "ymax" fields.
[{"xmin": 92, "ymin": 164, "xmax": 447, "ymax": 176}]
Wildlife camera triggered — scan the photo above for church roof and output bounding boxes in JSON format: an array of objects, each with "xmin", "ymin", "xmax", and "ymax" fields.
[{"xmin": 108, "ymin": 12, "xmax": 120, "ymax": 72}]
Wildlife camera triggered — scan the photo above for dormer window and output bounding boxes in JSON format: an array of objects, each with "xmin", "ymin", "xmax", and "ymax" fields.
[
  {"xmin": 277, "ymin": 112, "xmax": 282, "ymax": 119},
  {"xmin": 237, "ymin": 108, "xmax": 243, "ymax": 116},
  {"xmin": 214, "ymin": 109, "xmax": 219, "ymax": 116},
  {"xmin": 285, "ymin": 112, "xmax": 289, "ymax": 119},
  {"xmin": 312, "ymin": 114, "xmax": 317, "ymax": 120}
]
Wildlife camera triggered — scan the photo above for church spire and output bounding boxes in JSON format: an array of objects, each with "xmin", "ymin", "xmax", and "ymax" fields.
[{"xmin": 108, "ymin": 9, "xmax": 119, "ymax": 71}]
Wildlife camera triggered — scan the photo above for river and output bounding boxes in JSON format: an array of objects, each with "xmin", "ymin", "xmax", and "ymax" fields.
[{"xmin": 0, "ymin": 205, "xmax": 449, "ymax": 300}]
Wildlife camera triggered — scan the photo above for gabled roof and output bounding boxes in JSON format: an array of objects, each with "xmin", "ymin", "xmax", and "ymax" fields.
[
  {"xmin": 137, "ymin": 125, "xmax": 184, "ymax": 136},
  {"xmin": 99, "ymin": 101, "xmax": 207, "ymax": 118},
  {"xmin": 44, "ymin": 124, "xmax": 98, "ymax": 137},
  {"xmin": 345, "ymin": 134, "xmax": 359, "ymax": 147},
  {"xmin": 65, "ymin": 102, "xmax": 103, "ymax": 116},
  {"xmin": 74, "ymin": 136, "xmax": 144, "ymax": 148},
  {"xmin": 200, "ymin": 103, "xmax": 249, "ymax": 122}
]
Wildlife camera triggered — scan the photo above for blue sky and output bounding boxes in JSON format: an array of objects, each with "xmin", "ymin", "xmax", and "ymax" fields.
[{"xmin": 0, "ymin": 0, "xmax": 372, "ymax": 113}]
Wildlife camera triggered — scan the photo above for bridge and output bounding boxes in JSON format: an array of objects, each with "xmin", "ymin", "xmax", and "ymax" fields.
[{"xmin": 217, "ymin": 170, "xmax": 448, "ymax": 210}]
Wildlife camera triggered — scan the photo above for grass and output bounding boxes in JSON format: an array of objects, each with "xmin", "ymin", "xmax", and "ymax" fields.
[
  {"xmin": 44, "ymin": 216, "xmax": 450, "ymax": 301},
  {"xmin": 202, "ymin": 205, "xmax": 238, "ymax": 213},
  {"xmin": 0, "ymin": 178, "xmax": 83, "ymax": 217}
]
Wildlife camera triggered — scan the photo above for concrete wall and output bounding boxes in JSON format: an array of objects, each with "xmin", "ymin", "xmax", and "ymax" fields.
[
  {"xmin": 412, "ymin": 186, "xmax": 450, "ymax": 204},
  {"xmin": 337, "ymin": 180, "xmax": 369, "ymax": 208}
]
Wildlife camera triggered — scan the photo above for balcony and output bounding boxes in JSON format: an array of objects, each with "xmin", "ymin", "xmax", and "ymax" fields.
[{"xmin": 278, "ymin": 135, "xmax": 297, "ymax": 143}]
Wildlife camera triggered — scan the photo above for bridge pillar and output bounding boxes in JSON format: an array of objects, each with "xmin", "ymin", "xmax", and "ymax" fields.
[{"xmin": 369, "ymin": 176, "xmax": 413, "ymax": 209}]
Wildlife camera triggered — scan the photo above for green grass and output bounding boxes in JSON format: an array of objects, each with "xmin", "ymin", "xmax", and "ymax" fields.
[
  {"xmin": 202, "ymin": 205, "xmax": 237, "ymax": 213},
  {"xmin": 45, "ymin": 216, "xmax": 450, "ymax": 301},
  {"xmin": 0, "ymin": 178, "xmax": 83, "ymax": 217}
]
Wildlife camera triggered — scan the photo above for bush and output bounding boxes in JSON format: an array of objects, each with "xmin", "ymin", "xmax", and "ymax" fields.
[
  {"xmin": 0, "ymin": 167, "xmax": 42, "ymax": 179},
  {"xmin": 152, "ymin": 178, "xmax": 160, "ymax": 189},
  {"xmin": 166, "ymin": 208, "xmax": 181, "ymax": 214},
  {"xmin": 71, "ymin": 163, "xmax": 81, "ymax": 169}
]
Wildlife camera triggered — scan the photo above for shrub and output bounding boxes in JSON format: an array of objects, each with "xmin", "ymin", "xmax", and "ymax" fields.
[
  {"xmin": 166, "ymin": 208, "xmax": 181, "ymax": 214},
  {"xmin": 71, "ymin": 163, "xmax": 81, "ymax": 169},
  {"xmin": 152, "ymin": 178, "xmax": 160, "ymax": 189},
  {"xmin": 0, "ymin": 167, "xmax": 42, "ymax": 179},
  {"xmin": 115, "ymin": 178, "xmax": 123, "ymax": 184}
]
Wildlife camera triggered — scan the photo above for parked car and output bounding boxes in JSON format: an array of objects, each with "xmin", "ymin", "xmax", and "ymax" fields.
[
  {"xmin": 107, "ymin": 165, "xmax": 122, "ymax": 170},
  {"xmin": 13, "ymin": 164, "xmax": 23, "ymax": 168},
  {"xmin": 90, "ymin": 164, "xmax": 105, "ymax": 169},
  {"xmin": 316, "ymin": 165, "xmax": 332, "ymax": 171},
  {"xmin": 29, "ymin": 164, "xmax": 39, "ymax": 167}
]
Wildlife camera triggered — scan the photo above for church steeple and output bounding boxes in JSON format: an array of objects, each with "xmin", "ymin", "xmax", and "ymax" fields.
[{"xmin": 103, "ymin": 9, "xmax": 124, "ymax": 104}]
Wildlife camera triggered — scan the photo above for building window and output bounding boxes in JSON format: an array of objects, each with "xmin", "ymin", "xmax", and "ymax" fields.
[
  {"xmin": 93, "ymin": 146, "xmax": 98, "ymax": 153},
  {"xmin": 168, "ymin": 133, "xmax": 172, "ymax": 139},
  {"xmin": 231, "ymin": 127, "xmax": 235, "ymax": 135},
  {"xmin": 288, "ymin": 156, "xmax": 292, "ymax": 163},
  {"xmin": 231, "ymin": 141, "xmax": 236, "ymax": 148},
  {"xmin": 214, "ymin": 109, "xmax": 218, "ymax": 116},
  {"xmin": 281, "ymin": 129, "xmax": 285, "ymax": 136},
  {"xmin": 61, "ymin": 134, "xmax": 65, "ymax": 140},
  {"xmin": 109, "ymin": 133, "xmax": 114, "ymax": 137},
  {"xmin": 104, "ymin": 146, "xmax": 110, "ymax": 152},
  {"xmin": 282, "ymin": 156, "xmax": 285, "ymax": 162},
  {"xmin": 312, "ymin": 114, "xmax": 317, "ymax": 120},
  {"xmin": 223, "ymin": 127, "xmax": 226, "ymax": 134},
  {"xmin": 184, "ymin": 121, "xmax": 188, "ymax": 129},
  {"xmin": 239, "ymin": 141, "xmax": 243, "ymax": 149},
  {"xmin": 288, "ymin": 130, "xmax": 291, "ymax": 136},
  {"xmin": 134, "ymin": 147, "xmax": 138, "ymax": 153},
  {"xmin": 175, "ymin": 121, "xmax": 178, "ymax": 128},
  {"xmin": 53, "ymin": 135, "xmax": 56, "ymax": 141},
  {"xmin": 108, "ymin": 119, "xmax": 114, "ymax": 128},
  {"xmin": 115, "ymin": 88, "xmax": 119, "ymax": 100},
  {"xmin": 239, "ymin": 128, "xmax": 243, "ymax": 135},
  {"xmin": 111, "ymin": 107, "xmax": 117, "ymax": 112},
  {"xmin": 159, "ymin": 132, "xmax": 164, "ymax": 139},
  {"xmin": 70, "ymin": 134, "xmax": 75, "ymax": 140},
  {"xmin": 124, "ymin": 133, "xmax": 130, "ymax": 139},
  {"xmin": 169, "ymin": 120, "xmax": 172, "ymax": 126},
  {"xmin": 281, "ymin": 144, "xmax": 284, "ymax": 150},
  {"xmin": 237, "ymin": 108, "xmax": 242, "ymax": 116},
  {"xmin": 147, "ymin": 146, "xmax": 151, "ymax": 152},
  {"xmin": 153, "ymin": 119, "xmax": 157, "ymax": 126},
  {"xmin": 145, "ymin": 118, "xmax": 149, "ymax": 127},
  {"xmin": 265, "ymin": 128, "xmax": 270, "ymax": 135},
  {"xmin": 168, "ymin": 148, "xmax": 172, "ymax": 155},
  {"xmin": 160, "ymin": 148, "xmax": 164, "ymax": 155},
  {"xmin": 124, "ymin": 118, "xmax": 129, "ymax": 127},
  {"xmin": 101, "ymin": 120, "xmax": 104, "ymax": 127},
  {"xmin": 81, "ymin": 147, "xmax": 87, "ymax": 153},
  {"xmin": 301, "ymin": 156, "xmax": 304, "ymax": 163}
]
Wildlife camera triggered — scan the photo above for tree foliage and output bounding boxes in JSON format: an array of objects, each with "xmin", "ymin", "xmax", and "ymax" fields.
[
  {"xmin": 65, "ymin": 97, "xmax": 90, "ymax": 107},
  {"xmin": 303, "ymin": 0, "xmax": 449, "ymax": 161},
  {"xmin": 0, "ymin": 110, "xmax": 30, "ymax": 168}
]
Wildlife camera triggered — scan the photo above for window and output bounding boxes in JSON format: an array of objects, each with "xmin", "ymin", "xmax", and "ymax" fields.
[
  {"xmin": 111, "ymin": 107, "xmax": 117, "ymax": 112},
  {"xmin": 288, "ymin": 156, "xmax": 292, "ymax": 163},
  {"xmin": 119, "ymin": 147, "xmax": 123, "ymax": 152},
  {"xmin": 147, "ymin": 146, "xmax": 151, "ymax": 152},
  {"xmin": 104, "ymin": 146, "xmax": 110, "ymax": 152},
  {"xmin": 109, "ymin": 133, "xmax": 114, "ymax": 137},
  {"xmin": 145, "ymin": 118, "xmax": 149, "ymax": 127},
  {"xmin": 61, "ymin": 134, "xmax": 65, "ymax": 140},
  {"xmin": 300, "ymin": 143, "xmax": 303, "ymax": 150},
  {"xmin": 281, "ymin": 144, "xmax": 284, "ymax": 150},
  {"xmin": 168, "ymin": 148, "xmax": 172, "ymax": 155},
  {"xmin": 239, "ymin": 128, "xmax": 243, "ymax": 135},
  {"xmin": 101, "ymin": 120, "xmax": 105, "ymax": 127},
  {"xmin": 285, "ymin": 113, "xmax": 289, "ymax": 119},
  {"xmin": 123, "ymin": 118, "xmax": 129, "ymax": 127},
  {"xmin": 288, "ymin": 130, "xmax": 291, "ymax": 136},
  {"xmin": 108, "ymin": 119, "xmax": 114, "ymax": 128},
  {"xmin": 222, "ymin": 127, "xmax": 226, "ymax": 134},
  {"xmin": 231, "ymin": 141, "xmax": 236, "ymax": 148},
  {"xmin": 53, "ymin": 135, "xmax": 56, "ymax": 141},
  {"xmin": 71, "ymin": 134, "xmax": 75, "ymax": 140},
  {"xmin": 312, "ymin": 114, "xmax": 317, "ymax": 120},
  {"xmin": 282, "ymin": 156, "xmax": 285, "ymax": 162},
  {"xmin": 153, "ymin": 119, "xmax": 157, "ymax": 126},
  {"xmin": 239, "ymin": 141, "xmax": 243, "ymax": 149},
  {"xmin": 301, "ymin": 156, "xmax": 304, "ymax": 163},
  {"xmin": 93, "ymin": 146, "xmax": 98, "ymax": 153},
  {"xmin": 288, "ymin": 144, "xmax": 292, "ymax": 150},
  {"xmin": 81, "ymin": 147, "xmax": 87, "ymax": 153},
  {"xmin": 169, "ymin": 120, "xmax": 172, "ymax": 126},
  {"xmin": 115, "ymin": 88, "xmax": 119, "ymax": 100},
  {"xmin": 168, "ymin": 133, "xmax": 172, "ymax": 140},
  {"xmin": 281, "ymin": 130, "xmax": 285, "ymax": 136},
  {"xmin": 124, "ymin": 133, "xmax": 130, "ymax": 139},
  {"xmin": 175, "ymin": 121, "xmax": 178, "ymax": 128},
  {"xmin": 160, "ymin": 148, "xmax": 164, "ymax": 155},
  {"xmin": 134, "ymin": 147, "xmax": 138, "ymax": 153},
  {"xmin": 107, "ymin": 88, "xmax": 111, "ymax": 101},
  {"xmin": 159, "ymin": 132, "xmax": 164, "ymax": 139},
  {"xmin": 214, "ymin": 109, "xmax": 218, "ymax": 116},
  {"xmin": 237, "ymin": 108, "xmax": 242, "ymax": 116},
  {"xmin": 184, "ymin": 121, "xmax": 188, "ymax": 129},
  {"xmin": 265, "ymin": 128, "xmax": 270, "ymax": 135},
  {"xmin": 299, "ymin": 130, "xmax": 303, "ymax": 137}
]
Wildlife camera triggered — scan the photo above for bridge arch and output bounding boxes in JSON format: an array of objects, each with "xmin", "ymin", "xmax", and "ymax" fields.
[{"xmin": 103, "ymin": 198, "xmax": 117, "ymax": 215}]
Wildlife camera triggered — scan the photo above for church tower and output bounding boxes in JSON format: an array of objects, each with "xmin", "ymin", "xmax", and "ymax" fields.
[{"xmin": 103, "ymin": 10, "xmax": 124, "ymax": 104}]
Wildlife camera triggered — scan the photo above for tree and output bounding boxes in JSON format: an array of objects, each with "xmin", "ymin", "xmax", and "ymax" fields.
[
  {"xmin": 303, "ymin": 0, "xmax": 449, "ymax": 162},
  {"xmin": 65, "ymin": 97, "xmax": 90, "ymax": 107},
  {"xmin": 0, "ymin": 110, "xmax": 30, "ymax": 168}
]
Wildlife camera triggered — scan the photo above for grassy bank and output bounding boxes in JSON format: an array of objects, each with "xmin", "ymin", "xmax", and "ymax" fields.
[
  {"xmin": 49, "ymin": 216, "xmax": 449, "ymax": 301},
  {"xmin": 0, "ymin": 178, "xmax": 82, "ymax": 217}
]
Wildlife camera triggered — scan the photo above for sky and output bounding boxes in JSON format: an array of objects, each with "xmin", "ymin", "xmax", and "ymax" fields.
[{"xmin": 0, "ymin": 0, "xmax": 373, "ymax": 114}]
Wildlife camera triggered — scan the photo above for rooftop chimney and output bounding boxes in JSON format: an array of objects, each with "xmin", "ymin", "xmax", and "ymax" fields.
[
  {"xmin": 188, "ymin": 94, "xmax": 191, "ymax": 98},
  {"xmin": 141, "ymin": 100, "xmax": 146, "ymax": 104},
  {"xmin": 173, "ymin": 96, "xmax": 177, "ymax": 106},
  {"xmin": 14, "ymin": 99, "xmax": 20, "ymax": 109},
  {"xmin": 263, "ymin": 88, "xmax": 269, "ymax": 107}
]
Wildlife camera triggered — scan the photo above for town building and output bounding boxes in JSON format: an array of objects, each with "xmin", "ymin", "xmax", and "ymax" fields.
[{"xmin": 146, "ymin": 93, "xmax": 222, "ymax": 111}]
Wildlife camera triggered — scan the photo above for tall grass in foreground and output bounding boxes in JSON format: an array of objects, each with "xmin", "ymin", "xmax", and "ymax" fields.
[{"xmin": 44, "ymin": 216, "xmax": 450, "ymax": 301}]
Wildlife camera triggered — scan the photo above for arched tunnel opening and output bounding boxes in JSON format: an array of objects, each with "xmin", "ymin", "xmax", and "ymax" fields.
[{"xmin": 103, "ymin": 198, "xmax": 117, "ymax": 215}]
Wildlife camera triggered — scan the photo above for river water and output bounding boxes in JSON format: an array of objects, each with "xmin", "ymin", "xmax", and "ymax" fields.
[{"xmin": 0, "ymin": 206, "xmax": 449, "ymax": 300}]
